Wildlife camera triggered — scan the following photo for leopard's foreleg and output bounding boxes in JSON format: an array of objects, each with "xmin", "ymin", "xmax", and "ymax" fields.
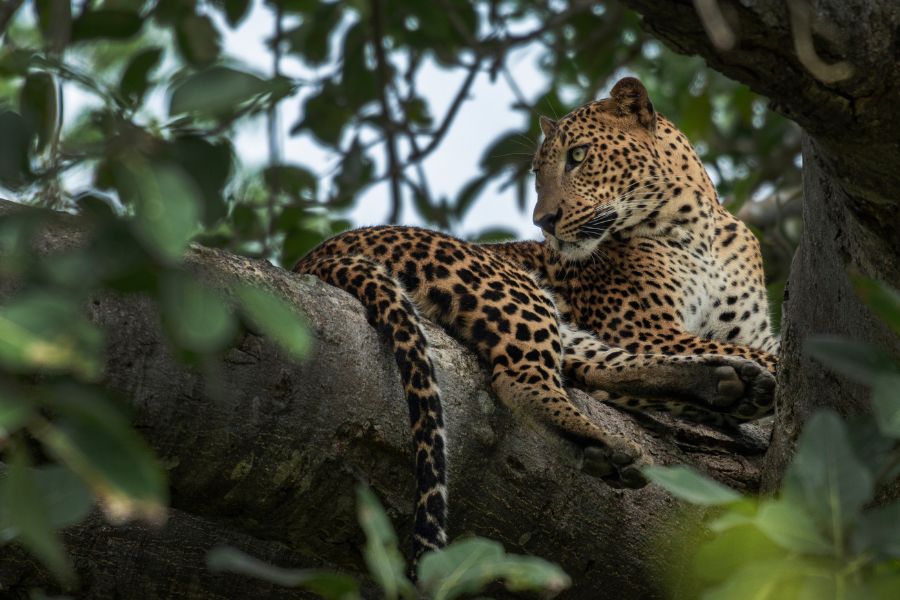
[{"xmin": 561, "ymin": 325, "xmax": 776, "ymax": 421}]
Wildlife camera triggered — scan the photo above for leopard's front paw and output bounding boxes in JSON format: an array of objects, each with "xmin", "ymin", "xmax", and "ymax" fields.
[
  {"xmin": 694, "ymin": 356, "xmax": 775, "ymax": 416},
  {"xmin": 581, "ymin": 438, "xmax": 649, "ymax": 489},
  {"xmin": 729, "ymin": 360, "xmax": 776, "ymax": 420}
]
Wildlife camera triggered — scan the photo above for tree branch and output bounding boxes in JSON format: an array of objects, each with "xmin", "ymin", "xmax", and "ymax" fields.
[
  {"xmin": 406, "ymin": 61, "xmax": 481, "ymax": 163},
  {"xmin": 0, "ymin": 199, "xmax": 770, "ymax": 599}
]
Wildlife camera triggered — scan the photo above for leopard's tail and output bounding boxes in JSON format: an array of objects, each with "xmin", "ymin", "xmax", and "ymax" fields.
[{"xmin": 293, "ymin": 253, "xmax": 448, "ymax": 564}]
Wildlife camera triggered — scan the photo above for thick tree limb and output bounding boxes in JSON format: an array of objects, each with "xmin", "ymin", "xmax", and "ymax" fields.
[{"xmin": 0, "ymin": 200, "xmax": 769, "ymax": 599}]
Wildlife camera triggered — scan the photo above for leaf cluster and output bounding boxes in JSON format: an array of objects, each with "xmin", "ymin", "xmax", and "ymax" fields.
[
  {"xmin": 645, "ymin": 278, "xmax": 900, "ymax": 600},
  {"xmin": 208, "ymin": 484, "xmax": 572, "ymax": 599}
]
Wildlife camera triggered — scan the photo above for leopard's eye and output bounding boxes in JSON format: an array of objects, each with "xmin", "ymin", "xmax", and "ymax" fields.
[{"xmin": 565, "ymin": 145, "xmax": 589, "ymax": 171}]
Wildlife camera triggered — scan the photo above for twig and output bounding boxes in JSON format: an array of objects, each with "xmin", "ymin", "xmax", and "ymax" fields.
[
  {"xmin": 370, "ymin": 0, "xmax": 403, "ymax": 224},
  {"xmin": 501, "ymin": 66, "xmax": 529, "ymax": 109},
  {"xmin": 407, "ymin": 62, "xmax": 480, "ymax": 163}
]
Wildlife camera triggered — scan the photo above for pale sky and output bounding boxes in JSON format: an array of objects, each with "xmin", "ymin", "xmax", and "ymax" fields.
[{"xmin": 57, "ymin": 1, "xmax": 632, "ymax": 240}]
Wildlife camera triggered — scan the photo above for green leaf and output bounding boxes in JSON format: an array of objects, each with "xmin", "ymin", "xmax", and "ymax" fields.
[
  {"xmin": 708, "ymin": 508, "xmax": 756, "ymax": 533},
  {"xmin": 0, "ymin": 388, "xmax": 34, "ymax": 433},
  {"xmin": 0, "ymin": 48, "xmax": 34, "ymax": 76},
  {"xmin": 355, "ymin": 486, "xmax": 415, "ymax": 600},
  {"xmin": 0, "ymin": 464, "xmax": 94, "ymax": 537},
  {"xmin": 693, "ymin": 524, "xmax": 784, "ymax": 584},
  {"xmin": 845, "ymin": 417, "xmax": 900, "ymax": 486},
  {"xmin": 284, "ymin": 2, "xmax": 343, "ymax": 65},
  {"xmin": 280, "ymin": 226, "xmax": 326, "ymax": 269},
  {"xmin": 33, "ymin": 0, "xmax": 72, "ymax": 53},
  {"xmin": 263, "ymin": 164, "xmax": 318, "ymax": 199},
  {"xmin": 453, "ymin": 175, "xmax": 490, "ymax": 220},
  {"xmin": 293, "ymin": 84, "xmax": 354, "ymax": 147},
  {"xmin": 0, "ymin": 291, "xmax": 103, "ymax": 379},
  {"xmin": 411, "ymin": 185, "xmax": 449, "ymax": 228},
  {"xmin": 71, "ymin": 9, "xmax": 143, "ymax": 42},
  {"xmin": 865, "ymin": 571, "xmax": 900, "ymax": 600},
  {"xmin": 797, "ymin": 575, "xmax": 838, "ymax": 600},
  {"xmin": 235, "ymin": 284, "xmax": 311, "ymax": 359},
  {"xmin": 231, "ymin": 203, "xmax": 265, "ymax": 240},
  {"xmin": 480, "ymin": 130, "xmax": 533, "ymax": 174},
  {"xmin": 40, "ymin": 386, "xmax": 167, "ymax": 523},
  {"xmin": 472, "ymin": 228, "xmax": 517, "ymax": 243},
  {"xmin": 850, "ymin": 503, "xmax": 900, "ymax": 558},
  {"xmin": 175, "ymin": 14, "xmax": 221, "ymax": 67},
  {"xmin": 680, "ymin": 90, "xmax": 712, "ymax": 140},
  {"xmin": 418, "ymin": 538, "xmax": 571, "ymax": 600},
  {"xmin": 0, "ymin": 110, "xmax": 35, "ymax": 189},
  {"xmin": 338, "ymin": 23, "xmax": 378, "ymax": 110},
  {"xmin": 804, "ymin": 335, "xmax": 898, "ymax": 384},
  {"xmin": 871, "ymin": 374, "xmax": 900, "ymax": 438},
  {"xmin": 164, "ymin": 136, "xmax": 233, "ymax": 225},
  {"xmin": 701, "ymin": 558, "xmax": 822, "ymax": 600},
  {"xmin": 115, "ymin": 157, "xmax": 201, "ymax": 261},
  {"xmin": 207, "ymin": 546, "xmax": 360, "ymax": 598},
  {"xmin": 215, "ymin": 0, "xmax": 251, "ymax": 27},
  {"xmin": 754, "ymin": 500, "xmax": 832, "ymax": 555},
  {"xmin": 160, "ymin": 271, "xmax": 236, "ymax": 354},
  {"xmin": 643, "ymin": 465, "xmax": 743, "ymax": 506},
  {"xmin": 19, "ymin": 71, "xmax": 58, "ymax": 153},
  {"xmin": 169, "ymin": 66, "xmax": 270, "ymax": 118},
  {"xmin": 852, "ymin": 276, "xmax": 900, "ymax": 336},
  {"xmin": 31, "ymin": 464, "xmax": 94, "ymax": 529},
  {"xmin": 784, "ymin": 410, "xmax": 873, "ymax": 541},
  {"xmin": 1, "ymin": 446, "xmax": 74, "ymax": 584},
  {"xmin": 404, "ymin": 97, "xmax": 431, "ymax": 127},
  {"xmin": 119, "ymin": 47, "xmax": 163, "ymax": 107},
  {"xmin": 329, "ymin": 139, "xmax": 374, "ymax": 206}
]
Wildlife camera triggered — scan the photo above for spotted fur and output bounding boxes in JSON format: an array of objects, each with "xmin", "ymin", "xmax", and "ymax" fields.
[{"xmin": 293, "ymin": 77, "xmax": 777, "ymax": 561}]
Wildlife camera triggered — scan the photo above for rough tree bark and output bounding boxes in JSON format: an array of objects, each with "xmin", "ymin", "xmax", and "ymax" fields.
[
  {"xmin": 0, "ymin": 200, "xmax": 769, "ymax": 599},
  {"xmin": 620, "ymin": 0, "xmax": 900, "ymax": 491}
]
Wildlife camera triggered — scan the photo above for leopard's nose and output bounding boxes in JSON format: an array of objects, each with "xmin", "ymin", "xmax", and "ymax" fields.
[{"xmin": 533, "ymin": 209, "xmax": 562, "ymax": 234}]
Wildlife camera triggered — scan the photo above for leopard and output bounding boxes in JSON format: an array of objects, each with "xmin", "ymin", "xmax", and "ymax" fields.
[{"xmin": 292, "ymin": 77, "xmax": 778, "ymax": 564}]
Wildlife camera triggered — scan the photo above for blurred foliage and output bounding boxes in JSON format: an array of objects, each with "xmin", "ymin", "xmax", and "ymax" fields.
[
  {"xmin": 208, "ymin": 484, "xmax": 571, "ymax": 599},
  {"xmin": 0, "ymin": 0, "xmax": 805, "ymax": 587},
  {"xmin": 646, "ymin": 278, "xmax": 900, "ymax": 600}
]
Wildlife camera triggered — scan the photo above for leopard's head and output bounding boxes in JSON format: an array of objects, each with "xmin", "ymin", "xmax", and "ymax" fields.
[{"xmin": 532, "ymin": 77, "xmax": 703, "ymax": 261}]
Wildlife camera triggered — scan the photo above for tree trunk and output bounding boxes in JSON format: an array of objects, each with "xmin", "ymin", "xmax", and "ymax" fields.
[
  {"xmin": 0, "ymin": 200, "xmax": 768, "ymax": 599},
  {"xmin": 620, "ymin": 0, "xmax": 900, "ymax": 490}
]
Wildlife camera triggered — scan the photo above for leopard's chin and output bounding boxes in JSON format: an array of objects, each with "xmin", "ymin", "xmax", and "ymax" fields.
[{"xmin": 544, "ymin": 234, "xmax": 602, "ymax": 262}]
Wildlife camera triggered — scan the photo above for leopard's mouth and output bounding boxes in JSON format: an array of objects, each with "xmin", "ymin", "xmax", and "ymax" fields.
[{"xmin": 545, "ymin": 234, "xmax": 602, "ymax": 262}]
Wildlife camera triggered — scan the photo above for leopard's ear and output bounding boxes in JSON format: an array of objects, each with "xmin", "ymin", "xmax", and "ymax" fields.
[
  {"xmin": 539, "ymin": 115, "xmax": 558, "ymax": 138},
  {"xmin": 610, "ymin": 77, "xmax": 656, "ymax": 134}
]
